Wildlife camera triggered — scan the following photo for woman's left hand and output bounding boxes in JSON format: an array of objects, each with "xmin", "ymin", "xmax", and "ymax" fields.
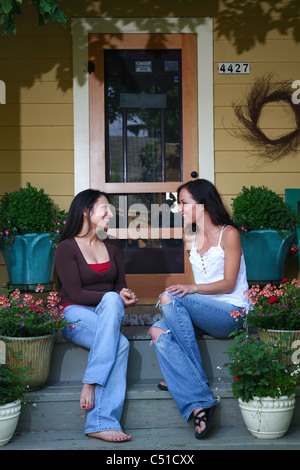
[
  {"xmin": 165, "ymin": 284, "xmax": 198, "ymax": 297},
  {"xmin": 120, "ymin": 288, "xmax": 139, "ymax": 307}
]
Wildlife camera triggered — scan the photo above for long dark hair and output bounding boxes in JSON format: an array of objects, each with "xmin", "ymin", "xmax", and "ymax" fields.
[
  {"xmin": 177, "ymin": 179, "xmax": 236, "ymax": 227},
  {"xmin": 60, "ymin": 189, "xmax": 110, "ymax": 241},
  {"xmin": 54, "ymin": 189, "xmax": 109, "ymax": 289}
]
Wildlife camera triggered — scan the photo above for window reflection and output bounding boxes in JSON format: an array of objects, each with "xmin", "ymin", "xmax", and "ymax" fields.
[{"xmin": 104, "ymin": 50, "xmax": 182, "ymax": 183}]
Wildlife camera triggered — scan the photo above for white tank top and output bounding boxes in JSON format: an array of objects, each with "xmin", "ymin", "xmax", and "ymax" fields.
[{"xmin": 189, "ymin": 225, "xmax": 249, "ymax": 308}]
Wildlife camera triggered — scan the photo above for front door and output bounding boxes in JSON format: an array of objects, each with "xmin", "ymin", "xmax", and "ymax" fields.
[{"xmin": 89, "ymin": 33, "xmax": 198, "ymax": 302}]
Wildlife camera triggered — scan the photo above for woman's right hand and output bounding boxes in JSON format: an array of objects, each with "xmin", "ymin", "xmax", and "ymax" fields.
[
  {"xmin": 165, "ymin": 284, "xmax": 198, "ymax": 297},
  {"xmin": 119, "ymin": 288, "xmax": 138, "ymax": 307}
]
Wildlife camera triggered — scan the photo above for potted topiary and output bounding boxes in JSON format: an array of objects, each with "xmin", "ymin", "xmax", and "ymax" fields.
[
  {"xmin": 0, "ymin": 183, "xmax": 67, "ymax": 288},
  {"xmin": 0, "ymin": 353, "xmax": 29, "ymax": 447},
  {"xmin": 231, "ymin": 185, "xmax": 299, "ymax": 283},
  {"xmin": 225, "ymin": 330, "xmax": 299, "ymax": 439}
]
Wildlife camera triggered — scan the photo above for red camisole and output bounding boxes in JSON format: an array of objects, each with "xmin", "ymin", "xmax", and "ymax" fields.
[{"xmin": 62, "ymin": 261, "xmax": 110, "ymax": 308}]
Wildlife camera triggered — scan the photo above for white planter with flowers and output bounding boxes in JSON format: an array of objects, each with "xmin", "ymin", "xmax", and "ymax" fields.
[
  {"xmin": 238, "ymin": 395, "xmax": 296, "ymax": 439},
  {"xmin": 0, "ymin": 399, "xmax": 21, "ymax": 446},
  {"xmin": 226, "ymin": 331, "xmax": 298, "ymax": 440}
]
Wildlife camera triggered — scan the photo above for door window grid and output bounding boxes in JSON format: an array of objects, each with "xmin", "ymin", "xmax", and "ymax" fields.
[{"xmin": 104, "ymin": 49, "xmax": 183, "ymax": 184}]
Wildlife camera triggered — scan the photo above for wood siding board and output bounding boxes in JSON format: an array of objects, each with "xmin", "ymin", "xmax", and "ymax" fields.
[
  {"xmin": 215, "ymin": 173, "xmax": 300, "ymax": 196},
  {"xmin": 214, "ymin": 40, "xmax": 300, "ymax": 63},
  {"xmin": 215, "ymin": 151, "xmax": 300, "ymax": 173},
  {"xmin": 0, "ymin": 151, "xmax": 74, "ymax": 173},
  {"xmin": 0, "ymin": 59, "xmax": 73, "ymax": 82},
  {"xmin": 0, "ymin": 104, "xmax": 73, "ymax": 126},
  {"xmin": 0, "ymin": 36, "xmax": 71, "ymax": 59},
  {"xmin": 0, "ymin": 174, "xmax": 73, "ymax": 196},
  {"xmin": 0, "ymin": 127, "xmax": 73, "ymax": 150}
]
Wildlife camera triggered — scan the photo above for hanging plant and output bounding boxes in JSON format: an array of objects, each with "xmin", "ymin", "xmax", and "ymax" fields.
[{"xmin": 231, "ymin": 73, "xmax": 300, "ymax": 161}]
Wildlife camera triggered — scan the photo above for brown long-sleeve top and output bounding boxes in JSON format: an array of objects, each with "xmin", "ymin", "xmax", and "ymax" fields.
[{"xmin": 55, "ymin": 237, "xmax": 127, "ymax": 306}]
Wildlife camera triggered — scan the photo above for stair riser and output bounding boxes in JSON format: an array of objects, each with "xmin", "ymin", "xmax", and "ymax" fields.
[{"xmin": 49, "ymin": 337, "xmax": 231, "ymax": 383}]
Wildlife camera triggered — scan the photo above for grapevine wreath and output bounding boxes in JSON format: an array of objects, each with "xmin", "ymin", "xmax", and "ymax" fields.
[{"xmin": 232, "ymin": 73, "xmax": 300, "ymax": 161}]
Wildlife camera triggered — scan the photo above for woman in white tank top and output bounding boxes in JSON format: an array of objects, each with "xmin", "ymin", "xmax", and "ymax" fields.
[{"xmin": 149, "ymin": 179, "xmax": 249, "ymax": 440}]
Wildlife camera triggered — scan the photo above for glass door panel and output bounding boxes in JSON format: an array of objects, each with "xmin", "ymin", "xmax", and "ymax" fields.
[{"xmin": 104, "ymin": 50, "xmax": 182, "ymax": 184}]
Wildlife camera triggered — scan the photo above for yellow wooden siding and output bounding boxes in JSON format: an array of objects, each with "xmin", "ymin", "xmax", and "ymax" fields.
[
  {"xmin": 213, "ymin": 21, "xmax": 300, "ymax": 208},
  {"xmin": 0, "ymin": 1, "xmax": 299, "ymax": 283},
  {"xmin": 0, "ymin": 19, "xmax": 74, "ymax": 206},
  {"xmin": 0, "ymin": 14, "xmax": 73, "ymax": 281}
]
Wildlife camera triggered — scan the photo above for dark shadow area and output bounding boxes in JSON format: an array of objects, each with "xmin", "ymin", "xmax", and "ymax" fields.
[
  {"xmin": 0, "ymin": 0, "xmax": 299, "ymax": 193},
  {"xmin": 6, "ymin": 0, "xmax": 300, "ymax": 91}
]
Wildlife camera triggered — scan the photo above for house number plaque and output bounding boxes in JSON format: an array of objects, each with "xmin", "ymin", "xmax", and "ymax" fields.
[{"xmin": 218, "ymin": 62, "xmax": 250, "ymax": 74}]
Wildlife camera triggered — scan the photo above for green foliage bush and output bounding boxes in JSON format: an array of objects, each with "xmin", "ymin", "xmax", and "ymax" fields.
[
  {"xmin": 0, "ymin": 182, "xmax": 67, "ymax": 245},
  {"xmin": 225, "ymin": 331, "xmax": 298, "ymax": 402},
  {"xmin": 0, "ymin": 351, "xmax": 29, "ymax": 405},
  {"xmin": 231, "ymin": 185, "xmax": 299, "ymax": 234}
]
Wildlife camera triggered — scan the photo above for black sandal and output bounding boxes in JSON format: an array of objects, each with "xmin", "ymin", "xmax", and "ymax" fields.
[
  {"xmin": 194, "ymin": 407, "xmax": 215, "ymax": 439},
  {"xmin": 157, "ymin": 381, "xmax": 168, "ymax": 391}
]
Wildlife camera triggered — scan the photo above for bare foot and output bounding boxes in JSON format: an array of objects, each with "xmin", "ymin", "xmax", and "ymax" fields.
[
  {"xmin": 87, "ymin": 430, "xmax": 132, "ymax": 442},
  {"xmin": 80, "ymin": 384, "xmax": 95, "ymax": 410}
]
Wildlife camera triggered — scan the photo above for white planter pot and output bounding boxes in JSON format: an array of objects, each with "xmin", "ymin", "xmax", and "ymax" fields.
[
  {"xmin": 0, "ymin": 399, "xmax": 21, "ymax": 447},
  {"xmin": 238, "ymin": 395, "xmax": 295, "ymax": 439}
]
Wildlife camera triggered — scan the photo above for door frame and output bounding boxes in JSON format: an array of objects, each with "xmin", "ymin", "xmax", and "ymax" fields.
[
  {"xmin": 71, "ymin": 17, "xmax": 215, "ymax": 194},
  {"xmin": 88, "ymin": 33, "xmax": 198, "ymax": 302},
  {"xmin": 88, "ymin": 33, "xmax": 198, "ymax": 192}
]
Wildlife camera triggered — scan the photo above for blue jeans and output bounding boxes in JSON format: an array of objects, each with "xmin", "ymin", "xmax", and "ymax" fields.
[
  {"xmin": 150, "ymin": 291, "xmax": 243, "ymax": 421},
  {"xmin": 62, "ymin": 291, "xmax": 129, "ymax": 434}
]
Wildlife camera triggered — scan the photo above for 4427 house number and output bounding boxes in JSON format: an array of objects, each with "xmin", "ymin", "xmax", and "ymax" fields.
[{"xmin": 218, "ymin": 62, "xmax": 250, "ymax": 74}]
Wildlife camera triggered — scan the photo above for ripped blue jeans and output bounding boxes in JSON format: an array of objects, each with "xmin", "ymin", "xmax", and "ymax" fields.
[
  {"xmin": 62, "ymin": 291, "xmax": 129, "ymax": 434},
  {"xmin": 150, "ymin": 291, "xmax": 243, "ymax": 421}
]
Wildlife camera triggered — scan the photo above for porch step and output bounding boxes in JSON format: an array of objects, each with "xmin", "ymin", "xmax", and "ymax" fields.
[
  {"xmin": 3, "ymin": 326, "xmax": 300, "ymax": 450},
  {"xmin": 4, "ymin": 380, "xmax": 300, "ymax": 450},
  {"xmin": 4, "ymin": 426, "xmax": 300, "ymax": 451}
]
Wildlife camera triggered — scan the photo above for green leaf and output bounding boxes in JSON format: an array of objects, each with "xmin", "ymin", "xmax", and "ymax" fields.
[{"xmin": 1, "ymin": 0, "xmax": 14, "ymax": 14}]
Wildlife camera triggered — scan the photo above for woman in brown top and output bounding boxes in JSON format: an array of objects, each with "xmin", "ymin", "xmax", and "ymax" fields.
[{"xmin": 55, "ymin": 189, "xmax": 138, "ymax": 442}]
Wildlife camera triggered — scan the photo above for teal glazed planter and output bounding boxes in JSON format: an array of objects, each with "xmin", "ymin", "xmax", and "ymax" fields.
[
  {"xmin": 0, "ymin": 233, "xmax": 55, "ymax": 285},
  {"xmin": 240, "ymin": 230, "xmax": 296, "ymax": 283}
]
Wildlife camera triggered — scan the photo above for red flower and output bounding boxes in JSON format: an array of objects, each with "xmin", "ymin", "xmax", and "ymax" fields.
[
  {"xmin": 281, "ymin": 277, "xmax": 288, "ymax": 284},
  {"xmin": 268, "ymin": 296, "xmax": 279, "ymax": 305}
]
